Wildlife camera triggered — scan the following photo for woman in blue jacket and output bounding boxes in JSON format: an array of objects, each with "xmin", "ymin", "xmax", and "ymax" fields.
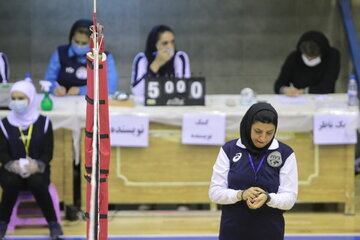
[{"xmin": 44, "ymin": 19, "xmax": 118, "ymax": 96}]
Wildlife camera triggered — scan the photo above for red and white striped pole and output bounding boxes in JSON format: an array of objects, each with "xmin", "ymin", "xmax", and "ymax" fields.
[{"xmin": 85, "ymin": 0, "xmax": 110, "ymax": 239}]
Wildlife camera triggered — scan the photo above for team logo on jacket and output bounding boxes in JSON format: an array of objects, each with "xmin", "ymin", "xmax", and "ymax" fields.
[
  {"xmin": 233, "ymin": 153, "xmax": 242, "ymax": 162},
  {"xmin": 267, "ymin": 151, "xmax": 282, "ymax": 167},
  {"xmin": 76, "ymin": 66, "xmax": 87, "ymax": 80},
  {"xmin": 66, "ymin": 67, "xmax": 75, "ymax": 74}
]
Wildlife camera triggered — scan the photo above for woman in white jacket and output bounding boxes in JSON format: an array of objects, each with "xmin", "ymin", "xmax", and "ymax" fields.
[{"xmin": 131, "ymin": 25, "xmax": 190, "ymax": 97}]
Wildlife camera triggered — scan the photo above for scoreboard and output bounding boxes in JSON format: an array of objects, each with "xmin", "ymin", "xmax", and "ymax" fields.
[{"xmin": 144, "ymin": 77, "xmax": 205, "ymax": 106}]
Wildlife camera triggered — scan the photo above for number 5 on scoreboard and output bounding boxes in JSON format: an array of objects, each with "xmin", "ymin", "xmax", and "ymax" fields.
[{"xmin": 147, "ymin": 81, "xmax": 160, "ymax": 98}]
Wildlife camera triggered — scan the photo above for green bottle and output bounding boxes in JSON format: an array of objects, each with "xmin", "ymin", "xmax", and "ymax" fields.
[
  {"xmin": 39, "ymin": 80, "xmax": 53, "ymax": 111},
  {"xmin": 41, "ymin": 91, "xmax": 53, "ymax": 111}
]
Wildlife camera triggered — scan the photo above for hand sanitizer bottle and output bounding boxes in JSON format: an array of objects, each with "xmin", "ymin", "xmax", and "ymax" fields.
[{"xmin": 39, "ymin": 80, "xmax": 53, "ymax": 111}]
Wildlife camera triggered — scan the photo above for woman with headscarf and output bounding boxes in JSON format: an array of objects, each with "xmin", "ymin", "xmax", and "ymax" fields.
[
  {"xmin": 44, "ymin": 19, "xmax": 118, "ymax": 96},
  {"xmin": 274, "ymin": 30, "xmax": 340, "ymax": 96},
  {"xmin": 0, "ymin": 80, "xmax": 62, "ymax": 240},
  {"xmin": 131, "ymin": 24, "xmax": 191, "ymax": 96},
  {"xmin": 209, "ymin": 102, "xmax": 298, "ymax": 240}
]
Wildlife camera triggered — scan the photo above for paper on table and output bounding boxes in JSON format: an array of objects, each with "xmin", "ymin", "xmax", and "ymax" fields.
[
  {"xmin": 313, "ymin": 94, "xmax": 333, "ymax": 101},
  {"xmin": 276, "ymin": 95, "xmax": 308, "ymax": 104}
]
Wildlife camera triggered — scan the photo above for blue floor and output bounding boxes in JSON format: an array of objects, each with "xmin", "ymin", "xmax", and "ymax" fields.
[{"xmin": 4, "ymin": 235, "xmax": 360, "ymax": 240}]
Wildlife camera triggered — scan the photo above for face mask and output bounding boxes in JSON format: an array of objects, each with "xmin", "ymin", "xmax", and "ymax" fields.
[
  {"xmin": 71, "ymin": 43, "xmax": 90, "ymax": 56},
  {"xmin": 302, "ymin": 54, "xmax": 321, "ymax": 67},
  {"xmin": 167, "ymin": 48, "xmax": 175, "ymax": 58},
  {"xmin": 9, "ymin": 100, "xmax": 28, "ymax": 114}
]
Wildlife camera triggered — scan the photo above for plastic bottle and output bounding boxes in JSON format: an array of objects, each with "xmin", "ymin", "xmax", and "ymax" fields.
[
  {"xmin": 39, "ymin": 80, "xmax": 53, "ymax": 111},
  {"xmin": 239, "ymin": 88, "xmax": 256, "ymax": 106},
  {"xmin": 24, "ymin": 73, "xmax": 32, "ymax": 82},
  {"xmin": 348, "ymin": 74, "xmax": 359, "ymax": 107}
]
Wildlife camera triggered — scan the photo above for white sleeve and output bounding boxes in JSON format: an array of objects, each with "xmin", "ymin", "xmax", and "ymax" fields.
[
  {"xmin": 131, "ymin": 53, "xmax": 148, "ymax": 96},
  {"xmin": 174, "ymin": 51, "xmax": 191, "ymax": 79},
  {"xmin": 0, "ymin": 52, "xmax": 9, "ymax": 83},
  {"xmin": 267, "ymin": 152, "xmax": 298, "ymax": 210},
  {"xmin": 209, "ymin": 148, "xmax": 240, "ymax": 204}
]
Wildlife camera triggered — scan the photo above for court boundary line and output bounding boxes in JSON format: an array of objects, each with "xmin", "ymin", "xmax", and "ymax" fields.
[{"xmin": 5, "ymin": 233, "xmax": 360, "ymax": 238}]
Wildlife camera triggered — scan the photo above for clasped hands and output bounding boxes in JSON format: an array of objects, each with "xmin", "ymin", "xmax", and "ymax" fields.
[
  {"xmin": 5, "ymin": 158, "xmax": 41, "ymax": 178},
  {"xmin": 54, "ymin": 86, "xmax": 79, "ymax": 96},
  {"xmin": 282, "ymin": 86, "xmax": 304, "ymax": 97},
  {"xmin": 238, "ymin": 187, "xmax": 269, "ymax": 210}
]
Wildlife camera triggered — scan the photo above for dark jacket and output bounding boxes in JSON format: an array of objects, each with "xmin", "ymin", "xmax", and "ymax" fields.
[{"xmin": 274, "ymin": 31, "xmax": 340, "ymax": 94}]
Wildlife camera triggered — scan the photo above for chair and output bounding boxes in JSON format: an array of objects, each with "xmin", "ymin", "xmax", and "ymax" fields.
[{"xmin": 7, "ymin": 183, "xmax": 61, "ymax": 231}]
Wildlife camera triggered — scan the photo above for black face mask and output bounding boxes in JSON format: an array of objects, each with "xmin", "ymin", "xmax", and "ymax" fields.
[{"xmin": 240, "ymin": 103, "xmax": 278, "ymax": 156}]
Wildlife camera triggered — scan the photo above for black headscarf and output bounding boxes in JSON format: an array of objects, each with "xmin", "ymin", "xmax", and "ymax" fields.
[
  {"xmin": 68, "ymin": 19, "xmax": 93, "ymax": 44},
  {"xmin": 240, "ymin": 102, "xmax": 278, "ymax": 156},
  {"xmin": 145, "ymin": 25, "xmax": 176, "ymax": 76},
  {"xmin": 296, "ymin": 30, "xmax": 330, "ymax": 57}
]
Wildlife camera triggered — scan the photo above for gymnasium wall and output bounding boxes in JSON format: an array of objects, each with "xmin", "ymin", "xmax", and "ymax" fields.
[{"xmin": 0, "ymin": 0, "xmax": 352, "ymax": 94}]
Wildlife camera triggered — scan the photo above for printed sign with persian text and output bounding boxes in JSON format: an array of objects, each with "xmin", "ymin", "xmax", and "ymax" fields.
[
  {"xmin": 110, "ymin": 115, "xmax": 149, "ymax": 147},
  {"xmin": 313, "ymin": 113, "xmax": 357, "ymax": 145},
  {"xmin": 182, "ymin": 114, "xmax": 225, "ymax": 145}
]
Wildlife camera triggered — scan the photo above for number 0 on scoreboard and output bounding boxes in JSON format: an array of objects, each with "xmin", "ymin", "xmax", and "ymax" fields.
[{"xmin": 145, "ymin": 77, "xmax": 205, "ymax": 106}]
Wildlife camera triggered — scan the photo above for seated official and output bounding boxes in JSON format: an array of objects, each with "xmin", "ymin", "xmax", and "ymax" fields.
[
  {"xmin": 0, "ymin": 80, "xmax": 63, "ymax": 240},
  {"xmin": 274, "ymin": 30, "xmax": 340, "ymax": 97},
  {"xmin": 44, "ymin": 19, "xmax": 118, "ymax": 96},
  {"xmin": 0, "ymin": 52, "xmax": 9, "ymax": 83},
  {"xmin": 131, "ymin": 25, "xmax": 191, "ymax": 96}
]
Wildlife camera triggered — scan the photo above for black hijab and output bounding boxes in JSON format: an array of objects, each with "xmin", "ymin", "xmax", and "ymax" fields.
[
  {"xmin": 296, "ymin": 30, "xmax": 330, "ymax": 57},
  {"xmin": 145, "ymin": 25, "xmax": 176, "ymax": 76},
  {"xmin": 240, "ymin": 102, "xmax": 278, "ymax": 156},
  {"xmin": 68, "ymin": 19, "xmax": 93, "ymax": 44}
]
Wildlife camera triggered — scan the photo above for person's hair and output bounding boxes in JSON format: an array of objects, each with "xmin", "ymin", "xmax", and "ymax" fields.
[
  {"xmin": 68, "ymin": 19, "xmax": 93, "ymax": 43},
  {"xmin": 299, "ymin": 41, "xmax": 321, "ymax": 57},
  {"xmin": 74, "ymin": 27, "xmax": 91, "ymax": 38},
  {"xmin": 145, "ymin": 25, "xmax": 174, "ymax": 62},
  {"xmin": 252, "ymin": 110, "xmax": 277, "ymax": 125}
]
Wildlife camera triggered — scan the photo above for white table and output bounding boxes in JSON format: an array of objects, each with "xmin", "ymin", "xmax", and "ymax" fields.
[{"xmin": 0, "ymin": 94, "xmax": 357, "ymax": 213}]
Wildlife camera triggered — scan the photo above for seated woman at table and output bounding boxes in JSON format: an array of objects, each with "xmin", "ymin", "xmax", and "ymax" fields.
[
  {"xmin": 44, "ymin": 19, "xmax": 118, "ymax": 96},
  {"xmin": 0, "ymin": 80, "xmax": 63, "ymax": 240},
  {"xmin": 274, "ymin": 30, "xmax": 340, "ymax": 97},
  {"xmin": 131, "ymin": 24, "xmax": 191, "ymax": 96},
  {"xmin": 0, "ymin": 52, "xmax": 9, "ymax": 83}
]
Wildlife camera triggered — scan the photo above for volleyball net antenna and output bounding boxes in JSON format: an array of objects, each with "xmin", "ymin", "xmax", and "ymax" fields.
[{"xmin": 84, "ymin": 0, "xmax": 111, "ymax": 239}]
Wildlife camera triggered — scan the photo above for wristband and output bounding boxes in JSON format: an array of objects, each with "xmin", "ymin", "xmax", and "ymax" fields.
[{"xmin": 241, "ymin": 190, "xmax": 245, "ymax": 201}]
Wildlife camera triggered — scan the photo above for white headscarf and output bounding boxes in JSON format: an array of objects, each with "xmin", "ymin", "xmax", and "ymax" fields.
[{"xmin": 7, "ymin": 80, "xmax": 40, "ymax": 128}]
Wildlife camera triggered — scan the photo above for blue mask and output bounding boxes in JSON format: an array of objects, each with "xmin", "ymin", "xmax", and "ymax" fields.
[
  {"xmin": 9, "ymin": 100, "xmax": 28, "ymax": 114},
  {"xmin": 71, "ymin": 43, "xmax": 90, "ymax": 56}
]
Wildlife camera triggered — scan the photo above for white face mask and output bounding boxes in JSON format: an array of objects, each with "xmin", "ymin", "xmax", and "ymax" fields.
[
  {"xmin": 9, "ymin": 100, "xmax": 28, "ymax": 114},
  {"xmin": 165, "ymin": 48, "xmax": 175, "ymax": 58},
  {"xmin": 169, "ymin": 48, "xmax": 175, "ymax": 57},
  {"xmin": 302, "ymin": 54, "xmax": 321, "ymax": 67}
]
